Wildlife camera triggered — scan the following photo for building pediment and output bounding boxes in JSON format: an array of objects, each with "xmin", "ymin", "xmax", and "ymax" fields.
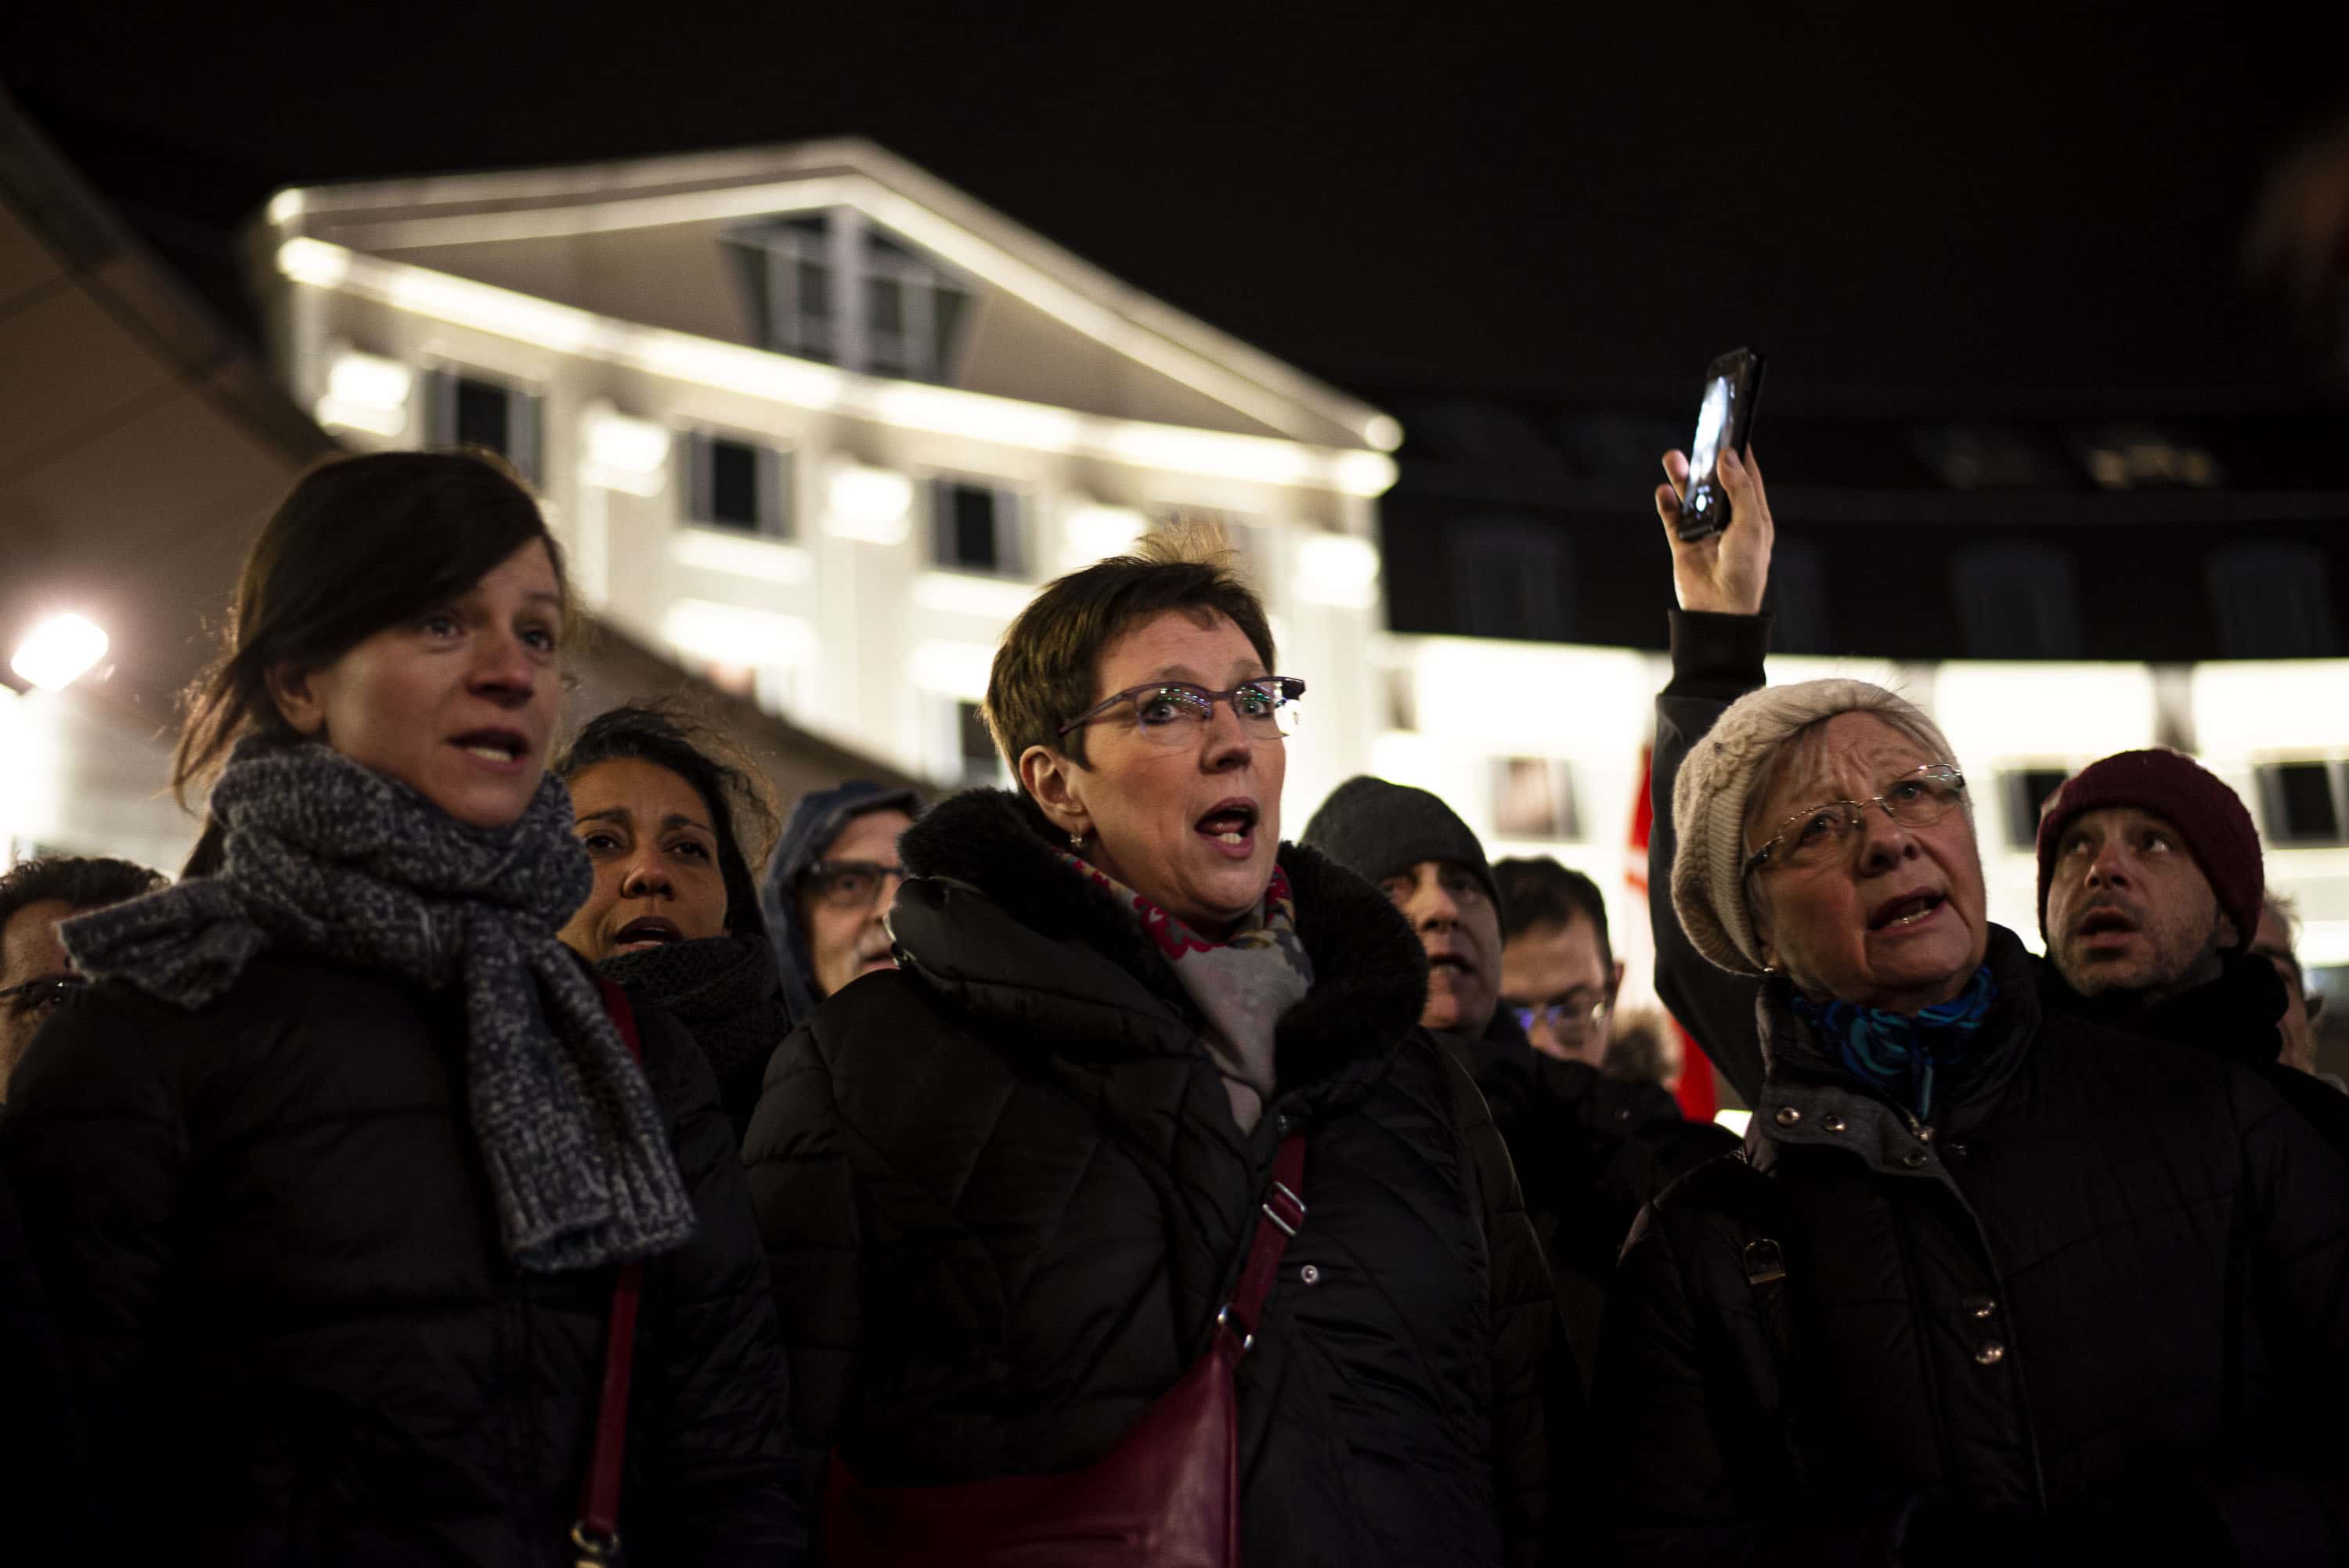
[{"xmin": 257, "ymin": 140, "xmax": 1397, "ymax": 456}]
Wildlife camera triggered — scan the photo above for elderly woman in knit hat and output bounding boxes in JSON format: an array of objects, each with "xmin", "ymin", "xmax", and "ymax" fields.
[{"xmin": 1586, "ymin": 448, "xmax": 2349, "ymax": 1566}]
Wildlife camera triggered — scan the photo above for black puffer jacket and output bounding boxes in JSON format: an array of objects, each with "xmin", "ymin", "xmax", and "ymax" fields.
[
  {"xmin": 0, "ymin": 952, "xmax": 800, "ymax": 1566},
  {"xmin": 1443, "ymin": 1007, "xmax": 1736, "ymax": 1371},
  {"xmin": 1592, "ymin": 925, "xmax": 2349, "ymax": 1566},
  {"xmin": 745, "ymin": 789, "xmax": 1573, "ymax": 1566}
]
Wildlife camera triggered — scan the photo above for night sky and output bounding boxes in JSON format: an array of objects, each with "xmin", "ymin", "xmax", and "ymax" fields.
[{"xmin": 7, "ymin": 4, "xmax": 2347, "ymax": 409}]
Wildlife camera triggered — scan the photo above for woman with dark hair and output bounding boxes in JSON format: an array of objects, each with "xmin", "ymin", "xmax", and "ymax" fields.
[
  {"xmin": 1, "ymin": 451, "xmax": 800, "ymax": 1566},
  {"xmin": 747, "ymin": 533, "xmax": 1571, "ymax": 1566},
  {"xmin": 554, "ymin": 701, "xmax": 788, "ymax": 1138}
]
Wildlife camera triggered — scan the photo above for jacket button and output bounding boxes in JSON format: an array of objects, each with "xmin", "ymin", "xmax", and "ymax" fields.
[
  {"xmin": 1773, "ymin": 1106, "xmax": 1801, "ymax": 1126},
  {"xmin": 1274, "ymin": 1114, "xmax": 1292, "ymax": 1134},
  {"xmin": 1975, "ymin": 1341, "xmax": 2006, "ymax": 1366},
  {"xmin": 1821, "ymin": 1115, "xmax": 1846, "ymax": 1133},
  {"xmin": 1900, "ymin": 1148, "xmax": 1929, "ymax": 1170},
  {"xmin": 1300, "ymin": 1264, "xmax": 1320, "ymax": 1285},
  {"xmin": 1614, "ymin": 1107, "xmax": 1632, "ymax": 1123},
  {"xmin": 1964, "ymin": 1294, "xmax": 1997, "ymax": 1319}
]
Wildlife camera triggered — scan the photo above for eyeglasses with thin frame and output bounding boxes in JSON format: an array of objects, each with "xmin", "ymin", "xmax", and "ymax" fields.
[
  {"xmin": 1057, "ymin": 677, "xmax": 1305, "ymax": 746},
  {"xmin": 0, "ymin": 974, "xmax": 85, "ymax": 1018},
  {"xmin": 1511, "ymin": 996, "xmax": 1611, "ymax": 1042},
  {"xmin": 799, "ymin": 860, "xmax": 906, "ymax": 912},
  {"xmin": 1742, "ymin": 764, "xmax": 1968, "ymax": 877}
]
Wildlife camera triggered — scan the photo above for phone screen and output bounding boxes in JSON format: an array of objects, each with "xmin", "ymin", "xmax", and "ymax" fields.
[
  {"xmin": 1677, "ymin": 348, "xmax": 1763, "ymax": 542},
  {"xmin": 1684, "ymin": 376, "xmax": 1737, "ymax": 524}
]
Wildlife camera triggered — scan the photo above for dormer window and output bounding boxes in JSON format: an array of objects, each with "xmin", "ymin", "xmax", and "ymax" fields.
[{"xmin": 726, "ymin": 210, "xmax": 973, "ymax": 383}]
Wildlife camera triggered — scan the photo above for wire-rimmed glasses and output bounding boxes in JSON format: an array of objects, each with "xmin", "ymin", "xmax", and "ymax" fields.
[{"xmin": 1742, "ymin": 764, "xmax": 1968, "ymax": 876}]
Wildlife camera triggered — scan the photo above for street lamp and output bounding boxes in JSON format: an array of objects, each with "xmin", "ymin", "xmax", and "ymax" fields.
[{"xmin": 10, "ymin": 614, "xmax": 109, "ymax": 691}]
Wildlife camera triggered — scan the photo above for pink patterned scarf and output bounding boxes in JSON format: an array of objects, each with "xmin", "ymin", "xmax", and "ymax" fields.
[{"xmin": 1059, "ymin": 854, "xmax": 1314, "ymax": 1133}]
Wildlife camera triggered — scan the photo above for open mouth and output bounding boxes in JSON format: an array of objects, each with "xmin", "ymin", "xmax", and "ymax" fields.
[
  {"xmin": 1427, "ymin": 952, "xmax": 1475, "ymax": 981},
  {"xmin": 2074, "ymin": 907, "xmax": 2141, "ymax": 941},
  {"xmin": 1868, "ymin": 891, "xmax": 1946, "ymax": 932},
  {"xmin": 1195, "ymin": 798, "xmax": 1260, "ymax": 854},
  {"xmin": 613, "ymin": 915, "xmax": 683, "ymax": 951},
  {"xmin": 452, "ymin": 728, "xmax": 529, "ymax": 766}
]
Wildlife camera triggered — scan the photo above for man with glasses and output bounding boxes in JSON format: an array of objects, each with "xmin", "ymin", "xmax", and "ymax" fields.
[
  {"xmin": 0, "ymin": 855, "xmax": 165, "ymax": 1103},
  {"xmin": 759, "ymin": 782, "xmax": 922, "ymax": 1029},
  {"xmin": 1494, "ymin": 857, "xmax": 1624, "ymax": 1070}
]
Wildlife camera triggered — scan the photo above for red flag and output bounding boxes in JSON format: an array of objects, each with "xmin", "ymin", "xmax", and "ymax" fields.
[{"xmin": 1629, "ymin": 745, "xmax": 1718, "ymax": 1124}]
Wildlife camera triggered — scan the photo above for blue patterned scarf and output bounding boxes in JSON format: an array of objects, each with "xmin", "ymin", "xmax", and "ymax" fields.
[{"xmin": 1788, "ymin": 967, "xmax": 1997, "ymax": 1121}]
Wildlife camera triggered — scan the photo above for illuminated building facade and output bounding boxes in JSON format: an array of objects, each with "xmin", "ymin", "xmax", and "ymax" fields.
[{"xmin": 250, "ymin": 141, "xmax": 1400, "ymax": 814}]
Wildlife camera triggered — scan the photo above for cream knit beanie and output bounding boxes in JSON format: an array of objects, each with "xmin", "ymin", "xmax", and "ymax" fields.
[{"xmin": 1670, "ymin": 679, "xmax": 1958, "ymax": 975}]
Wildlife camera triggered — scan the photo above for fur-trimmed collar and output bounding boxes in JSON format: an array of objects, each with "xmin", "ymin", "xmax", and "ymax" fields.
[{"xmin": 895, "ymin": 788, "xmax": 1429, "ymax": 1092}]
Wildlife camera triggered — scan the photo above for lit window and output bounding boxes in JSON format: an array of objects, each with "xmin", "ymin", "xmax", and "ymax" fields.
[
  {"xmin": 955, "ymin": 701, "xmax": 1007, "ymax": 788},
  {"xmin": 933, "ymin": 479, "xmax": 1026, "ymax": 577},
  {"xmin": 1952, "ymin": 543, "xmax": 2080, "ymax": 658},
  {"xmin": 2257, "ymin": 762, "xmax": 2347, "ymax": 846},
  {"xmin": 685, "ymin": 432, "xmax": 792, "ymax": 536},
  {"xmin": 2207, "ymin": 543, "xmax": 2337, "ymax": 659},
  {"xmin": 427, "ymin": 369, "xmax": 541, "ymax": 483},
  {"xmin": 1494, "ymin": 758, "xmax": 1578, "ymax": 840},
  {"xmin": 726, "ymin": 211, "xmax": 972, "ymax": 382},
  {"xmin": 1452, "ymin": 522, "xmax": 1571, "ymax": 641},
  {"xmin": 2003, "ymin": 767, "xmax": 2073, "ymax": 851}
]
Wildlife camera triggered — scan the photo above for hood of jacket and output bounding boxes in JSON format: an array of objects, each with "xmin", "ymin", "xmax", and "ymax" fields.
[
  {"xmin": 761, "ymin": 780, "xmax": 923, "ymax": 1026},
  {"xmin": 889, "ymin": 788, "xmax": 1430, "ymax": 1104}
]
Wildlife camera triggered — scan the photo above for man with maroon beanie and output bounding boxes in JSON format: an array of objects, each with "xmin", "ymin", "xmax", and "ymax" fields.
[{"xmin": 2038, "ymin": 747, "xmax": 2349, "ymax": 1157}]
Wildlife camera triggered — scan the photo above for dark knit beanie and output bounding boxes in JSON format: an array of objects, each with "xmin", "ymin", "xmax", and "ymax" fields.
[
  {"xmin": 1301, "ymin": 775, "xmax": 1503, "ymax": 917},
  {"xmin": 2034, "ymin": 748, "xmax": 2263, "ymax": 950}
]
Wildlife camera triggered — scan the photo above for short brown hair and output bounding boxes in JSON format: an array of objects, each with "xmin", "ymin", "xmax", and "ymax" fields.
[{"xmin": 983, "ymin": 528, "xmax": 1276, "ymax": 779}]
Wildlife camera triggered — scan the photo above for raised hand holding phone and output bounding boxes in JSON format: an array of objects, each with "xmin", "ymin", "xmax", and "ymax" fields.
[{"xmin": 1656, "ymin": 444, "xmax": 1774, "ymax": 617}]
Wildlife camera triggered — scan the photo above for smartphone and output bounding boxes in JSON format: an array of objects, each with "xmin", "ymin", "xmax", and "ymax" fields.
[{"xmin": 1676, "ymin": 348, "xmax": 1766, "ymax": 542}]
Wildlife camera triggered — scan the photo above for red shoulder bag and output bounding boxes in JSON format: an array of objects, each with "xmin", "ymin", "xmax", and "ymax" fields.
[{"xmin": 821, "ymin": 1133, "xmax": 1310, "ymax": 1567}]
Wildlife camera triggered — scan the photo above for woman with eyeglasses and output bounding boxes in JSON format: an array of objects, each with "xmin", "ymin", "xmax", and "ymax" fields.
[
  {"xmin": 1590, "ymin": 448, "xmax": 2349, "ymax": 1564},
  {"xmin": 0, "ymin": 452, "xmax": 800, "ymax": 1566},
  {"xmin": 552, "ymin": 701, "xmax": 791, "ymax": 1141},
  {"xmin": 746, "ymin": 532, "xmax": 1571, "ymax": 1566}
]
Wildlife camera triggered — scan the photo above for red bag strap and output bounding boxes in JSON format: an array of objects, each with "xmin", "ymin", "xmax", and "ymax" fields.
[
  {"xmin": 573, "ymin": 979, "xmax": 648, "ymax": 1566},
  {"xmin": 1218, "ymin": 1131, "xmax": 1306, "ymax": 1348}
]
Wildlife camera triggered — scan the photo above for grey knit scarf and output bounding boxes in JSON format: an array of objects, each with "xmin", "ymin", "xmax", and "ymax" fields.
[{"xmin": 61, "ymin": 739, "xmax": 695, "ymax": 1273}]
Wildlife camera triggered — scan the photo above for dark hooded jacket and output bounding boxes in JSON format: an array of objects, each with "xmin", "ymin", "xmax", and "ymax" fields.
[
  {"xmin": 1592, "ymin": 923, "xmax": 2349, "ymax": 1566},
  {"xmin": 0, "ymin": 950, "xmax": 800, "ymax": 1567},
  {"xmin": 760, "ymin": 780, "xmax": 921, "ymax": 1029},
  {"xmin": 744, "ymin": 788, "xmax": 1574, "ymax": 1566},
  {"xmin": 1650, "ymin": 608, "xmax": 2349, "ymax": 1168}
]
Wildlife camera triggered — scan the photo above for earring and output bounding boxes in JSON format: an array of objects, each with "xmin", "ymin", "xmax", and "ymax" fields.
[{"xmin": 1070, "ymin": 829, "xmax": 1087, "ymax": 849}]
